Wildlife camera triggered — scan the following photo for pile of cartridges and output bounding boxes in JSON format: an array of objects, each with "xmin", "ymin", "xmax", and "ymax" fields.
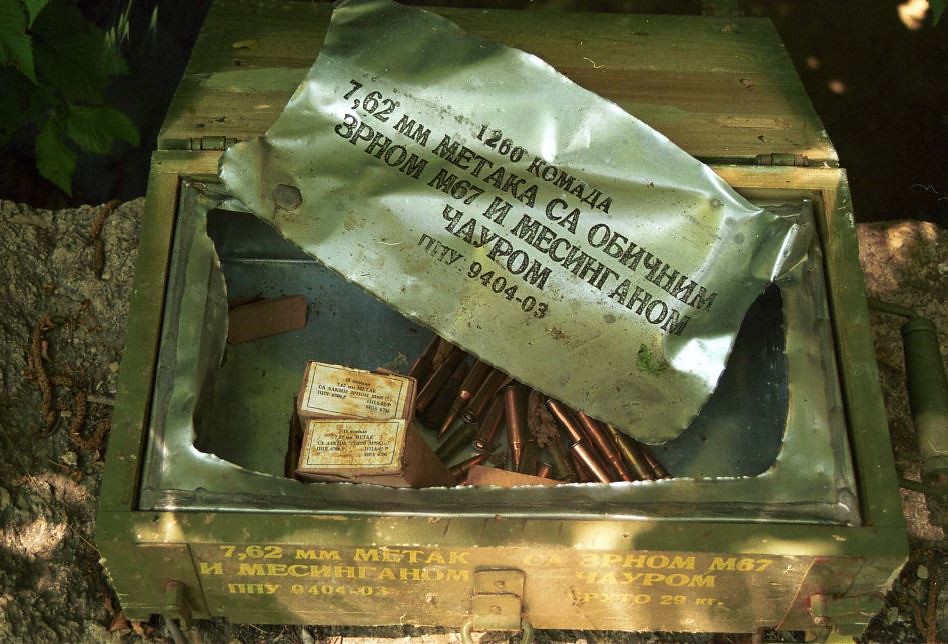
[{"xmin": 410, "ymin": 335, "xmax": 671, "ymax": 485}]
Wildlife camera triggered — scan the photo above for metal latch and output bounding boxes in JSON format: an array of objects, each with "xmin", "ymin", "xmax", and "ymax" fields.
[
  {"xmin": 461, "ymin": 569, "xmax": 533, "ymax": 643},
  {"xmin": 162, "ymin": 580, "xmax": 193, "ymax": 629},
  {"xmin": 755, "ymin": 153, "xmax": 810, "ymax": 167}
]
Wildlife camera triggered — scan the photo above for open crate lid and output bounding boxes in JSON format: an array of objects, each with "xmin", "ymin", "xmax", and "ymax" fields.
[{"xmin": 159, "ymin": 0, "xmax": 837, "ymax": 166}]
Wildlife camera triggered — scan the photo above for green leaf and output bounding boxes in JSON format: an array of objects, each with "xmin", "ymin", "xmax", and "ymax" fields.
[
  {"xmin": 933, "ymin": 0, "xmax": 946, "ymax": 24},
  {"xmin": 0, "ymin": 67, "xmax": 35, "ymax": 144},
  {"xmin": 0, "ymin": 0, "xmax": 36, "ymax": 82},
  {"xmin": 36, "ymin": 118, "xmax": 75, "ymax": 194},
  {"xmin": 22, "ymin": 0, "xmax": 50, "ymax": 26},
  {"xmin": 64, "ymin": 104, "xmax": 139, "ymax": 154},
  {"xmin": 31, "ymin": 1, "xmax": 127, "ymax": 104},
  {"xmin": 636, "ymin": 343, "xmax": 668, "ymax": 376}
]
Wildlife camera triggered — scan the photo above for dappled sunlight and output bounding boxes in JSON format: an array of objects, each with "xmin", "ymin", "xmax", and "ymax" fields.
[
  {"xmin": 827, "ymin": 79, "xmax": 847, "ymax": 95},
  {"xmin": 1, "ymin": 516, "xmax": 67, "ymax": 558},
  {"xmin": 898, "ymin": 0, "xmax": 930, "ymax": 30},
  {"xmin": 28, "ymin": 471, "xmax": 92, "ymax": 506},
  {"xmin": 0, "ymin": 471, "xmax": 91, "ymax": 557},
  {"xmin": 884, "ymin": 221, "xmax": 939, "ymax": 264},
  {"xmin": 154, "ymin": 513, "xmax": 186, "ymax": 542}
]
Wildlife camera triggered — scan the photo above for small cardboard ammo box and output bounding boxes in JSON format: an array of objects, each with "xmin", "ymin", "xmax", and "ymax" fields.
[
  {"xmin": 296, "ymin": 361, "xmax": 414, "ymax": 421},
  {"xmin": 94, "ymin": 1, "xmax": 909, "ymax": 639},
  {"xmin": 292, "ymin": 362, "xmax": 450, "ymax": 486},
  {"xmin": 297, "ymin": 418, "xmax": 453, "ymax": 487}
]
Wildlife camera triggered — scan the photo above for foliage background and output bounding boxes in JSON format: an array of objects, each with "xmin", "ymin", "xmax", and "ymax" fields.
[
  {"xmin": 0, "ymin": 0, "xmax": 139, "ymax": 195},
  {"xmin": 0, "ymin": 0, "xmax": 210, "ymax": 208}
]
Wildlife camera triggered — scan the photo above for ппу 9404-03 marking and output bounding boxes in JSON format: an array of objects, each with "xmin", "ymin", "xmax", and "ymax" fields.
[
  {"xmin": 415, "ymin": 234, "xmax": 549, "ymax": 318},
  {"xmin": 467, "ymin": 261, "xmax": 548, "ymax": 318}
]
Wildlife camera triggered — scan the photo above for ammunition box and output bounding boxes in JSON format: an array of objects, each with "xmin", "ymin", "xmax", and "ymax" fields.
[
  {"xmin": 297, "ymin": 361, "xmax": 415, "ymax": 422},
  {"xmin": 296, "ymin": 418, "xmax": 452, "ymax": 488},
  {"xmin": 95, "ymin": 2, "xmax": 907, "ymax": 639}
]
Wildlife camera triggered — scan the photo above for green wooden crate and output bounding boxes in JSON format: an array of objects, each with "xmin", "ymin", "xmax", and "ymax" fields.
[{"xmin": 94, "ymin": 2, "xmax": 906, "ymax": 638}]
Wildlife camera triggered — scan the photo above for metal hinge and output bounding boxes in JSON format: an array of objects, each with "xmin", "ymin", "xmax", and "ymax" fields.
[
  {"xmin": 159, "ymin": 136, "xmax": 239, "ymax": 151},
  {"xmin": 755, "ymin": 152, "xmax": 810, "ymax": 167}
]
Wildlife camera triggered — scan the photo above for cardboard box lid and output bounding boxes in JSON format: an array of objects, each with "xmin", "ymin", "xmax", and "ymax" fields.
[
  {"xmin": 159, "ymin": 1, "xmax": 836, "ymax": 165},
  {"xmin": 296, "ymin": 362, "xmax": 414, "ymax": 421}
]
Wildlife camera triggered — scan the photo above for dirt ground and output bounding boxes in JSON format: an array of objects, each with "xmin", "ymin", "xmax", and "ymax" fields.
[
  {"xmin": 0, "ymin": 196, "xmax": 944, "ymax": 643},
  {"xmin": 0, "ymin": 199, "xmax": 140, "ymax": 642}
]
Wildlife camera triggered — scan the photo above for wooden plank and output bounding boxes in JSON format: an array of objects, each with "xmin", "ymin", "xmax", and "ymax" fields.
[
  {"xmin": 816, "ymin": 178, "xmax": 905, "ymax": 530},
  {"xmin": 226, "ymin": 295, "xmax": 308, "ymax": 344},
  {"xmin": 160, "ymin": 0, "xmax": 835, "ymax": 162},
  {"xmin": 96, "ymin": 169, "xmax": 181, "ymax": 511}
]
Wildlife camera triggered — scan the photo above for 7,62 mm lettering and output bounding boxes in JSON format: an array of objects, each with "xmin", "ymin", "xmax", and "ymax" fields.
[{"xmin": 344, "ymin": 79, "xmax": 399, "ymax": 123}]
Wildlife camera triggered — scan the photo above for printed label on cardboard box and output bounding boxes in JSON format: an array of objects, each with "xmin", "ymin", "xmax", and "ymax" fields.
[
  {"xmin": 300, "ymin": 363, "xmax": 409, "ymax": 420},
  {"xmin": 301, "ymin": 419, "xmax": 405, "ymax": 469}
]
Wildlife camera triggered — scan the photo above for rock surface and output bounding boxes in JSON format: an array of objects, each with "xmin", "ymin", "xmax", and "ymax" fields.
[{"xmin": 0, "ymin": 199, "xmax": 141, "ymax": 642}]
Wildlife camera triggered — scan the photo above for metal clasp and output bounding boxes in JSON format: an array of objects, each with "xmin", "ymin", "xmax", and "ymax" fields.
[
  {"xmin": 461, "ymin": 569, "xmax": 533, "ymax": 643},
  {"xmin": 162, "ymin": 580, "xmax": 193, "ymax": 629}
]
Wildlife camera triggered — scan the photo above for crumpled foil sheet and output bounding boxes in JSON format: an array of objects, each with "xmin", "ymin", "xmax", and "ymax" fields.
[{"xmin": 219, "ymin": 0, "xmax": 807, "ymax": 443}]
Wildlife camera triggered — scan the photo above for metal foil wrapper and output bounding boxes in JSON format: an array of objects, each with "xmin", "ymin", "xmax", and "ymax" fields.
[{"xmin": 219, "ymin": 0, "xmax": 808, "ymax": 443}]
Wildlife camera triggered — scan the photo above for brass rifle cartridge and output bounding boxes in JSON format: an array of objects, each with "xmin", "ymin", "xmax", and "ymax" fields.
[
  {"xmin": 425, "ymin": 360, "xmax": 469, "ymax": 434},
  {"xmin": 462, "ymin": 369, "xmax": 510, "ymax": 424},
  {"xmin": 546, "ymin": 399, "xmax": 612, "ymax": 484},
  {"xmin": 536, "ymin": 462, "xmax": 553, "ymax": 479},
  {"xmin": 435, "ymin": 422, "xmax": 477, "ymax": 461},
  {"xmin": 545, "ymin": 399, "xmax": 584, "ymax": 443},
  {"xmin": 472, "ymin": 396, "xmax": 505, "ymax": 452},
  {"xmin": 641, "ymin": 444, "xmax": 671, "ymax": 479},
  {"xmin": 605, "ymin": 423, "xmax": 655, "ymax": 481},
  {"xmin": 448, "ymin": 452, "xmax": 490, "ymax": 483},
  {"xmin": 570, "ymin": 451, "xmax": 593, "ymax": 482},
  {"xmin": 544, "ymin": 435, "xmax": 576, "ymax": 482},
  {"xmin": 518, "ymin": 434, "xmax": 540, "ymax": 475},
  {"xmin": 407, "ymin": 335, "xmax": 441, "ymax": 383},
  {"xmin": 504, "ymin": 385, "xmax": 528, "ymax": 470},
  {"xmin": 572, "ymin": 442, "xmax": 612, "ymax": 483},
  {"xmin": 438, "ymin": 360, "xmax": 492, "ymax": 436},
  {"xmin": 576, "ymin": 411, "xmax": 635, "ymax": 482},
  {"xmin": 415, "ymin": 346, "xmax": 465, "ymax": 413}
]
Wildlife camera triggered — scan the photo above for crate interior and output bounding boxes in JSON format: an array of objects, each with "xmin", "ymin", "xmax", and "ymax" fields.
[
  {"xmin": 138, "ymin": 191, "xmax": 857, "ymax": 525},
  {"xmin": 195, "ymin": 209, "xmax": 786, "ymax": 480}
]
